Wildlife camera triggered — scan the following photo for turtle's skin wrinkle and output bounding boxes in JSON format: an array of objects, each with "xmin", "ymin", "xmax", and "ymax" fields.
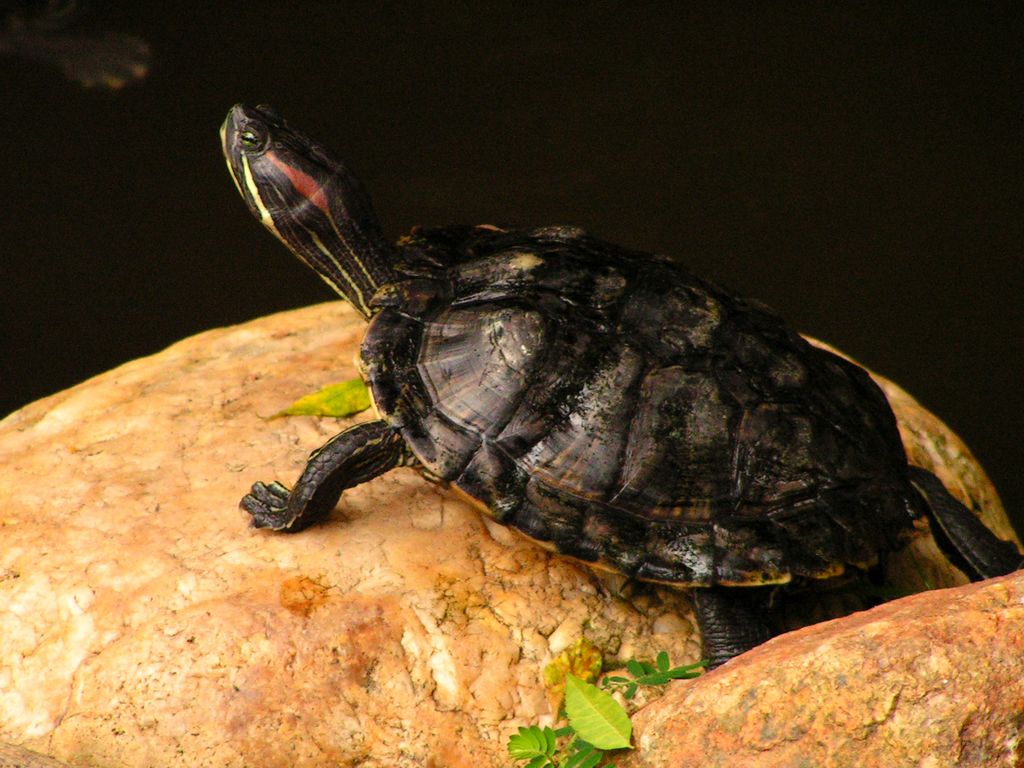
[{"xmin": 222, "ymin": 104, "xmax": 1022, "ymax": 668}]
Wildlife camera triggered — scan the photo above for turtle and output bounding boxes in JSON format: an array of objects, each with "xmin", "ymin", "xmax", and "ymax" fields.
[{"xmin": 220, "ymin": 103, "xmax": 1021, "ymax": 668}]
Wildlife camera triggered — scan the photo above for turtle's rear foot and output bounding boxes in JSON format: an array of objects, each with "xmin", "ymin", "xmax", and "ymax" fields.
[{"xmin": 694, "ymin": 587, "xmax": 774, "ymax": 669}]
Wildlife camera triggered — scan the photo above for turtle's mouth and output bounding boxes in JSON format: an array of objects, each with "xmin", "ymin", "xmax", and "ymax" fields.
[
  {"xmin": 221, "ymin": 104, "xmax": 277, "ymax": 216},
  {"xmin": 219, "ymin": 113, "xmax": 244, "ymax": 198}
]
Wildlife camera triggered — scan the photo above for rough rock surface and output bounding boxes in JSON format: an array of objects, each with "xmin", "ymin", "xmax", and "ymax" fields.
[
  {"xmin": 0, "ymin": 743, "xmax": 76, "ymax": 768},
  {"xmin": 623, "ymin": 570, "xmax": 1024, "ymax": 768},
  {"xmin": 0, "ymin": 303, "xmax": 697, "ymax": 768},
  {"xmin": 0, "ymin": 301, "xmax": 1018, "ymax": 767}
]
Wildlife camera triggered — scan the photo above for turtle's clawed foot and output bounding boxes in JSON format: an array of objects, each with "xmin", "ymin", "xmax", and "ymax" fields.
[
  {"xmin": 241, "ymin": 481, "xmax": 300, "ymax": 531},
  {"xmin": 238, "ymin": 422, "xmax": 406, "ymax": 536}
]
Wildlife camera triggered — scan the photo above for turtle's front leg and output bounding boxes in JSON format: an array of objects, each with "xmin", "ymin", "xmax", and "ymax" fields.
[{"xmin": 241, "ymin": 419, "xmax": 409, "ymax": 533}]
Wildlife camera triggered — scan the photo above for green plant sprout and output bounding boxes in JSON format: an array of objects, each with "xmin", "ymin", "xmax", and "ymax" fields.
[
  {"xmin": 508, "ymin": 650, "xmax": 705, "ymax": 767},
  {"xmin": 507, "ymin": 723, "xmax": 603, "ymax": 768},
  {"xmin": 601, "ymin": 651, "xmax": 706, "ymax": 701}
]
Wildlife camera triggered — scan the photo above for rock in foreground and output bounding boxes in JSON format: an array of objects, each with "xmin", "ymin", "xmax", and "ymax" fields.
[{"xmin": 624, "ymin": 570, "xmax": 1024, "ymax": 768}]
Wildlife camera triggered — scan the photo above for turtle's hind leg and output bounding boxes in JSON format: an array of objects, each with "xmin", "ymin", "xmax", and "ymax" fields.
[
  {"xmin": 242, "ymin": 419, "xmax": 409, "ymax": 533},
  {"xmin": 694, "ymin": 587, "xmax": 774, "ymax": 669},
  {"xmin": 908, "ymin": 465, "xmax": 1022, "ymax": 579}
]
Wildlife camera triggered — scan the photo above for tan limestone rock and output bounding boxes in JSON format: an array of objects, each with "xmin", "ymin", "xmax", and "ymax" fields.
[
  {"xmin": 0, "ymin": 743, "xmax": 77, "ymax": 768},
  {"xmin": 0, "ymin": 301, "xmax": 1018, "ymax": 767},
  {"xmin": 0, "ymin": 303, "xmax": 696, "ymax": 768}
]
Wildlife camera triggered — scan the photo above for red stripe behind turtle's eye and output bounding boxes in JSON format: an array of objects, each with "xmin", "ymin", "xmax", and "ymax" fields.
[{"xmin": 265, "ymin": 151, "xmax": 332, "ymax": 215}]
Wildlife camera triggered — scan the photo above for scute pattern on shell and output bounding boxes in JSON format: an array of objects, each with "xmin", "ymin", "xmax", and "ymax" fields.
[{"xmin": 361, "ymin": 225, "xmax": 922, "ymax": 586}]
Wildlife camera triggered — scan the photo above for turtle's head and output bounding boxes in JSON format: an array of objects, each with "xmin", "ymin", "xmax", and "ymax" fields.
[{"xmin": 221, "ymin": 104, "xmax": 394, "ymax": 318}]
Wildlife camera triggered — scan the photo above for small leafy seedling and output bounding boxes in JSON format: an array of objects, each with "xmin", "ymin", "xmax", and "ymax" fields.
[
  {"xmin": 507, "ymin": 722, "xmax": 607, "ymax": 768},
  {"xmin": 509, "ymin": 649, "xmax": 705, "ymax": 767},
  {"xmin": 507, "ymin": 725, "xmax": 580, "ymax": 768},
  {"xmin": 601, "ymin": 651, "xmax": 705, "ymax": 700}
]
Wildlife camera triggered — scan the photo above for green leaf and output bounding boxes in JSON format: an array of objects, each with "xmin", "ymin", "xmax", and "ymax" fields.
[
  {"xmin": 564, "ymin": 744, "xmax": 603, "ymax": 768},
  {"xmin": 508, "ymin": 725, "xmax": 556, "ymax": 762},
  {"xmin": 564, "ymin": 673, "xmax": 632, "ymax": 751},
  {"xmin": 666, "ymin": 660, "xmax": 707, "ymax": 680},
  {"xmin": 543, "ymin": 726, "xmax": 556, "ymax": 756},
  {"xmin": 637, "ymin": 671, "xmax": 671, "ymax": 686},
  {"xmin": 625, "ymin": 660, "xmax": 648, "ymax": 678},
  {"xmin": 270, "ymin": 378, "xmax": 371, "ymax": 419},
  {"xmin": 656, "ymin": 651, "xmax": 670, "ymax": 672}
]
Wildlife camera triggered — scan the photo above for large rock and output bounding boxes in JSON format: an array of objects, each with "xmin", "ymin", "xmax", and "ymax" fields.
[
  {"xmin": 0, "ymin": 743, "xmax": 76, "ymax": 768},
  {"xmin": 624, "ymin": 570, "xmax": 1024, "ymax": 768},
  {"xmin": 0, "ymin": 303, "xmax": 697, "ymax": 768},
  {"xmin": 0, "ymin": 302, "xmax": 1018, "ymax": 767}
]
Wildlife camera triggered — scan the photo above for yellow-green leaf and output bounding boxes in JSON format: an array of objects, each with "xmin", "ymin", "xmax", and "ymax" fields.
[
  {"xmin": 544, "ymin": 638, "xmax": 603, "ymax": 687},
  {"xmin": 270, "ymin": 378, "xmax": 371, "ymax": 419},
  {"xmin": 564, "ymin": 673, "xmax": 632, "ymax": 751},
  {"xmin": 543, "ymin": 637, "xmax": 604, "ymax": 712}
]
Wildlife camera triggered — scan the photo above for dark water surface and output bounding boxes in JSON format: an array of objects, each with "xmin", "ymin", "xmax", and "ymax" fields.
[{"xmin": 2, "ymin": 3, "xmax": 1021, "ymax": 533}]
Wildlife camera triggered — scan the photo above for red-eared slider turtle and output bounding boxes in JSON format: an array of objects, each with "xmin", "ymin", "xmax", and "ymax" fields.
[{"xmin": 221, "ymin": 104, "xmax": 1021, "ymax": 668}]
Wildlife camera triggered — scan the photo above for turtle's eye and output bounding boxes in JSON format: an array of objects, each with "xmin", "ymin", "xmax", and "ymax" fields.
[{"xmin": 239, "ymin": 129, "xmax": 262, "ymax": 149}]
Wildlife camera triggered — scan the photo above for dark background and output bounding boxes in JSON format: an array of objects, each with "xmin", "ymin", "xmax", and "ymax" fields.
[{"xmin": 2, "ymin": 3, "xmax": 1021, "ymax": 535}]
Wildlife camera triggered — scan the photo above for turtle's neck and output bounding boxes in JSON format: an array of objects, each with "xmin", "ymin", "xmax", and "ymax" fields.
[{"xmin": 222, "ymin": 103, "xmax": 396, "ymax": 318}]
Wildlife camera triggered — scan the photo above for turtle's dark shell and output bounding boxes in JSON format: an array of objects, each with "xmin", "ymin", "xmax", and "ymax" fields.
[{"xmin": 361, "ymin": 224, "xmax": 923, "ymax": 586}]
